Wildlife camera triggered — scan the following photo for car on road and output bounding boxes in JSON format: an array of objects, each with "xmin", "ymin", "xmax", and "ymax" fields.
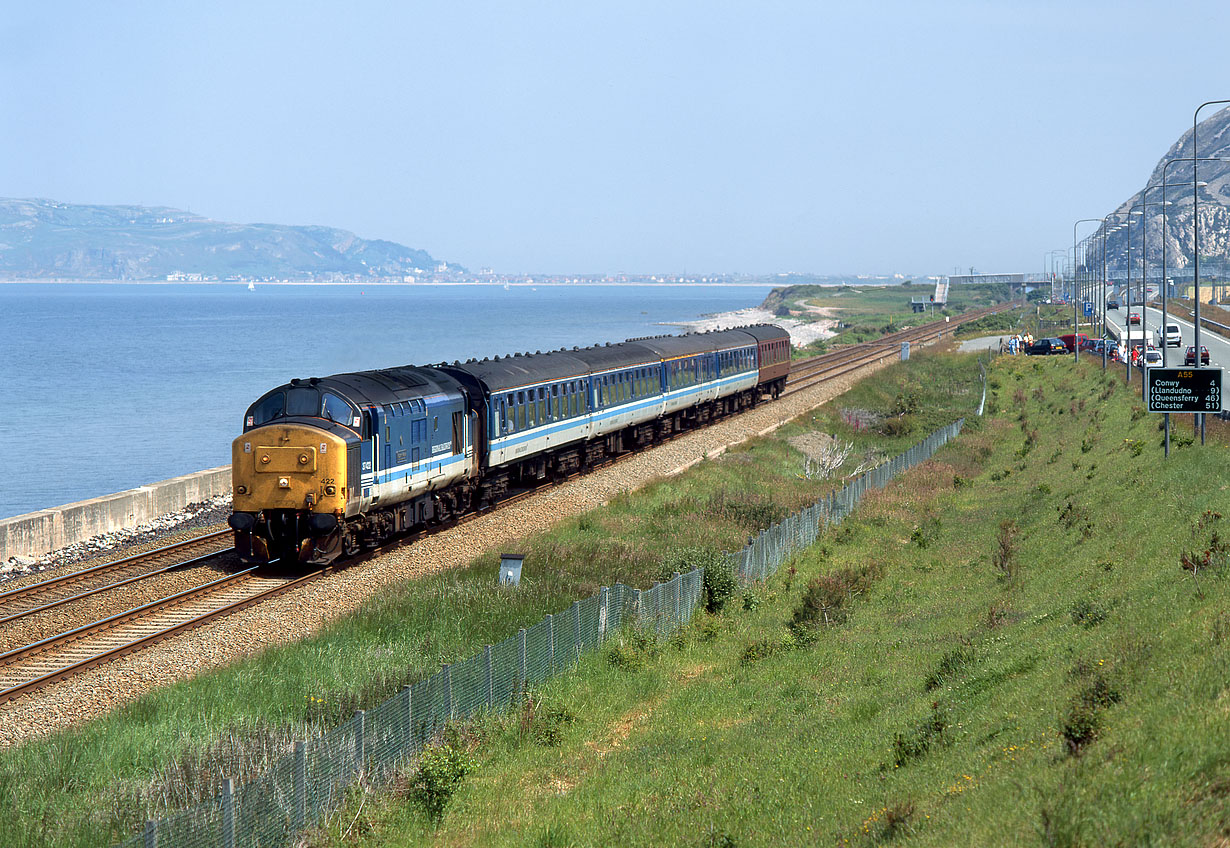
[
  {"xmin": 1141, "ymin": 347, "xmax": 1163, "ymax": 368},
  {"xmin": 1025, "ymin": 338, "xmax": 1067, "ymax": 356},
  {"xmin": 1128, "ymin": 313, "xmax": 1141, "ymax": 325},
  {"xmin": 1108, "ymin": 299, "xmax": 1121, "ymax": 310},
  {"xmin": 1154, "ymin": 322, "xmax": 1182, "ymax": 347},
  {"xmin": 1184, "ymin": 345, "xmax": 1211, "ymax": 366}
]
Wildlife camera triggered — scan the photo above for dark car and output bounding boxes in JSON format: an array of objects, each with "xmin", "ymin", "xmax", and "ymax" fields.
[
  {"xmin": 1025, "ymin": 338, "xmax": 1067, "ymax": 356},
  {"xmin": 1184, "ymin": 345, "xmax": 1211, "ymax": 366},
  {"xmin": 1108, "ymin": 299, "xmax": 1121, "ymax": 310}
]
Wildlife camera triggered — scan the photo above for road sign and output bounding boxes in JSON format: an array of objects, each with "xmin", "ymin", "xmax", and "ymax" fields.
[
  {"xmin": 1146, "ymin": 367, "xmax": 1223, "ymax": 413},
  {"xmin": 1084, "ymin": 301, "xmax": 1093, "ymax": 316}
]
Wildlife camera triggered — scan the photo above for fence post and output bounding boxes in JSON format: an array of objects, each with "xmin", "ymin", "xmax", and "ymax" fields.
[
  {"xmin": 401, "ymin": 685, "xmax": 413, "ymax": 753},
  {"xmin": 517, "ymin": 628, "xmax": 527, "ymax": 697},
  {"xmin": 142, "ymin": 820, "xmax": 157, "ymax": 848},
  {"xmin": 672, "ymin": 571, "xmax": 681, "ymax": 625},
  {"xmin": 573, "ymin": 601, "xmax": 582, "ymax": 658},
  {"xmin": 484, "ymin": 645, "xmax": 493, "ymax": 709},
  {"xmin": 293, "ymin": 741, "xmax": 306, "ymax": 833},
  {"xmin": 221, "ymin": 778, "xmax": 235, "ymax": 848},
  {"xmin": 599, "ymin": 586, "xmax": 609, "ymax": 639},
  {"xmin": 443, "ymin": 664, "xmax": 453, "ymax": 719},
  {"xmin": 633, "ymin": 589, "xmax": 642, "ymax": 624},
  {"xmin": 547, "ymin": 614, "xmax": 555, "ymax": 673},
  {"xmin": 354, "ymin": 710, "xmax": 365, "ymax": 777}
]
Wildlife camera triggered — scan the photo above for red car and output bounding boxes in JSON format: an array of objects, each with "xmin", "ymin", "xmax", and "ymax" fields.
[
  {"xmin": 1128, "ymin": 313, "xmax": 1141, "ymax": 326},
  {"xmin": 1184, "ymin": 345, "xmax": 1211, "ymax": 366}
]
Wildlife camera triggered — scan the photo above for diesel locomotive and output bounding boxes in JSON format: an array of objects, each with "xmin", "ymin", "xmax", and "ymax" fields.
[{"xmin": 228, "ymin": 325, "xmax": 790, "ymax": 565}]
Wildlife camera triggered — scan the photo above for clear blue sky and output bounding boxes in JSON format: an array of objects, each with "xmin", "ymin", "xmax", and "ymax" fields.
[{"xmin": 3, "ymin": 1, "xmax": 1228, "ymax": 276}]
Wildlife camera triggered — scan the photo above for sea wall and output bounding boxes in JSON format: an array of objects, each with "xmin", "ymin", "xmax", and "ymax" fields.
[{"xmin": 1, "ymin": 467, "xmax": 231, "ymax": 561}]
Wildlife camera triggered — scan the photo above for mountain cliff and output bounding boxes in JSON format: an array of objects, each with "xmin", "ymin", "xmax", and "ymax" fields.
[
  {"xmin": 1098, "ymin": 107, "xmax": 1230, "ymax": 279},
  {"xmin": 0, "ymin": 198, "xmax": 456, "ymax": 280}
]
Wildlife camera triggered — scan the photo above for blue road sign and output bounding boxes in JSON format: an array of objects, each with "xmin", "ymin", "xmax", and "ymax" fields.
[{"xmin": 1083, "ymin": 301, "xmax": 1093, "ymax": 316}]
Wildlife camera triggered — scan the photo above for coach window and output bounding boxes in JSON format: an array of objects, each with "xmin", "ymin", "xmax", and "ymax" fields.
[
  {"xmin": 516, "ymin": 391, "xmax": 526, "ymax": 430},
  {"xmin": 536, "ymin": 387, "xmax": 546, "ymax": 422}
]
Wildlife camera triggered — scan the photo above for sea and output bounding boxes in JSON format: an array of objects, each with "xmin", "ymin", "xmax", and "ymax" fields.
[{"xmin": 0, "ymin": 283, "xmax": 775, "ymax": 521}]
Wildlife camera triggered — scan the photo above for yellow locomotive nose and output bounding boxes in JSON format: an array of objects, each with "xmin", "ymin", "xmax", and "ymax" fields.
[{"xmin": 231, "ymin": 424, "xmax": 348, "ymax": 512}]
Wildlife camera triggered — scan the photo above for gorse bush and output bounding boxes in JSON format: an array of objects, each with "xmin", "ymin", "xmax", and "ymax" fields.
[{"xmin": 662, "ymin": 547, "xmax": 735, "ymax": 614}]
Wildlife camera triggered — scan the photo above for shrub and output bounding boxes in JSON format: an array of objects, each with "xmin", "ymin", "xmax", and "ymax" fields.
[
  {"xmin": 411, "ymin": 743, "xmax": 476, "ymax": 823},
  {"xmin": 740, "ymin": 637, "xmax": 788, "ymax": 665},
  {"xmin": 519, "ymin": 697, "xmax": 576, "ymax": 747},
  {"xmin": 663, "ymin": 547, "xmax": 735, "ymax": 614},
  {"xmin": 892, "ymin": 702, "xmax": 949, "ymax": 767},
  {"xmin": 789, "ymin": 562, "xmax": 882, "ymax": 641},
  {"xmin": 924, "ymin": 645, "xmax": 974, "ymax": 691},
  {"xmin": 607, "ymin": 629, "xmax": 660, "ymax": 671},
  {"xmin": 993, "ymin": 519, "xmax": 1019, "ymax": 581},
  {"xmin": 1069, "ymin": 598, "xmax": 1108, "ymax": 628}
]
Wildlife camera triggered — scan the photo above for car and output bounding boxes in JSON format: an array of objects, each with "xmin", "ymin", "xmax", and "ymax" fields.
[
  {"xmin": 1108, "ymin": 299, "xmax": 1121, "ymax": 310},
  {"xmin": 1184, "ymin": 345, "xmax": 1211, "ymax": 366},
  {"xmin": 1089, "ymin": 339, "xmax": 1120, "ymax": 357},
  {"xmin": 1058, "ymin": 332, "xmax": 1089, "ymax": 351},
  {"xmin": 1141, "ymin": 347, "xmax": 1163, "ymax": 368},
  {"xmin": 1025, "ymin": 338, "xmax": 1067, "ymax": 356},
  {"xmin": 1154, "ymin": 322, "xmax": 1182, "ymax": 347},
  {"xmin": 1128, "ymin": 313, "xmax": 1141, "ymax": 325}
]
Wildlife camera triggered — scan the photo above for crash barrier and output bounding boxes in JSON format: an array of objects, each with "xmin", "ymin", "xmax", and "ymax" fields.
[{"xmin": 118, "ymin": 418, "xmax": 965, "ymax": 848}]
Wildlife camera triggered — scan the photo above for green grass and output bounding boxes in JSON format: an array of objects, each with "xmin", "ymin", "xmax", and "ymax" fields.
[
  {"xmin": 0, "ymin": 352, "xmax": 984, "ymax": 847},
  {"xmin": 305, "ymin": 354, "xmax": 1230, "ymax": 847}
]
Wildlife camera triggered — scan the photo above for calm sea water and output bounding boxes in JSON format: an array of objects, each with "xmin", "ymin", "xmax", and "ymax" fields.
[{"xmin": 0, "ymin": 283, "xmax": 773, "ymax": 520}]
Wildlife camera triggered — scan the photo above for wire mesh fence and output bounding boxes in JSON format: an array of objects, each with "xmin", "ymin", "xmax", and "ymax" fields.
[{"xmin": 118, "ymin": 417, "xmax": 963, "ymax": 848}]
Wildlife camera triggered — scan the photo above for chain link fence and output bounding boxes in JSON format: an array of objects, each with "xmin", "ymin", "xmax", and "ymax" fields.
[{"xmin": 118, "ymin": 418, "xmax": 963, "ymax": 848}]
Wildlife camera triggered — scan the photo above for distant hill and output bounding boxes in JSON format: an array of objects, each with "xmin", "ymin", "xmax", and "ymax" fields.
[
  {"xmin": 0, "ymin": 198, "xmax": 458, "ymax": 281},
  {"xmin": 1101, "ymin": 107, "xmax": 1230, "ymax": 279}
]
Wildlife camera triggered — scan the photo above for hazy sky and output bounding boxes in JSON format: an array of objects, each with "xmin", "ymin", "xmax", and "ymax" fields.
[{"xmin": 3, "ymin": 1, "xmax": 1228, "ymax": 276}]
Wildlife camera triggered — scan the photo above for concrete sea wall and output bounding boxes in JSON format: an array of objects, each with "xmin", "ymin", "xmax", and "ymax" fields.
[{"xmin": 1, "ymin": 467, "xmax": 231, "ymax": 561}]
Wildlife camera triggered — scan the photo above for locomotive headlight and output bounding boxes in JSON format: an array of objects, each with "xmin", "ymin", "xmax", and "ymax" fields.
[
  {"xmin": 325, "ymin": 485, "xmax": 336, "ymax": 496},
  {"xmin": 278, "ymin": 477, "xmax": 290, "ymax": 488},
  {"xmin": 236, "ymin": 484, "xmax": 248, "ymax": 495}
]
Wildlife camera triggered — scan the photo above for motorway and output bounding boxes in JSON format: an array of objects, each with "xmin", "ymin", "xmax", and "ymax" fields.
[{"xmin": 1103, "ymin": 303, "xmax": 1228, "ymax": 411}]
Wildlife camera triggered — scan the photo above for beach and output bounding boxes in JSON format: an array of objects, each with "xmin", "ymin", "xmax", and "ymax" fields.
[{"xmin": 665, "ymin": 305, "xmax": 838, "ymax": 348}]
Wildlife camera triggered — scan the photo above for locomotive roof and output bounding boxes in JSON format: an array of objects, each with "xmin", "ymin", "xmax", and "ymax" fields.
[{"xmin": 282, "ymin": 366, "xmax": 462, "ymax": 408}]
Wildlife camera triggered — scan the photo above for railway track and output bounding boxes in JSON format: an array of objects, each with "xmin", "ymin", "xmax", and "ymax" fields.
[
  {"xmin": 0, "ymin": 530, "xmax": 232, "ymax": 628},
  {"xmin": 783, "ymin": 302, "xmax": 1015, "ymax": 397},
  {"xmin": 0, "ymin": 301, "xmax": 1014, "ymax": 705},
  {"xmin": 0, "ymin": 566, "xmax": 319, "ymax": 704}
]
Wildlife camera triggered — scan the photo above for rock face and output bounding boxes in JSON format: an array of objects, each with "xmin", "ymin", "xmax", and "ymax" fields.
[
  {"xmin": 1096, "ymin": 107, "xmax": 1230, "ymax": 279},
  {"xmin": 0, "ymin": 198, "xmax": 456, "ymax": 280}
]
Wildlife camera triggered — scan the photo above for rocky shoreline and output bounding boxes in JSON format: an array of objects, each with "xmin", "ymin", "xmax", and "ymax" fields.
[{"xmin": 663, "ymin": 305, "xmax": 838, "ymax": 348}]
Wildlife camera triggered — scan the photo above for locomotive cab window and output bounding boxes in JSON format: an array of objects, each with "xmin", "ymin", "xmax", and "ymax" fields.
[
  {"xmin": 286, "ymin": 387, "xmax": 319, "ymax": 417},
  {"xmin": 249, "ymin": 391, "xmax": 285, "ymax": 427},
  {"xmin": 321, "ymin": 392, "xmax": 352, "ymax": 424}
]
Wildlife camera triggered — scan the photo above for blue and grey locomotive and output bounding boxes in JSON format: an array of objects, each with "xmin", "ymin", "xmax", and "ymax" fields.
[{"xmin": 228, "ymin": 324, "xmax": 790, "ymax": 565}]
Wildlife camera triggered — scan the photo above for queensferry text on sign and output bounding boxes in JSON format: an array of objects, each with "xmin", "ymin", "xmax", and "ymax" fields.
[{"xmin": 1146, "ymin": 367, "xmax": 1223, "ymax": 413}]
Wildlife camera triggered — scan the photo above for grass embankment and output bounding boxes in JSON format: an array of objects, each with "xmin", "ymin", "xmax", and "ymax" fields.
[
  {"xmin": 317, "ymin": 353, "xmax": 1230, "ymax": 847},
  {"xmin": 0, "ymin": 354, "xmax": 984, "ymax": 847},
  {"xmin": 763, "ymin": 283, "xmax": 1015, "ymax": 356}
]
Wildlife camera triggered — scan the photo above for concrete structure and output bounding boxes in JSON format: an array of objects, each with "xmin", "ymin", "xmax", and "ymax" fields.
[{"xmin": 1, "ymin": 467, "xmax": 231, "ymax": 561}]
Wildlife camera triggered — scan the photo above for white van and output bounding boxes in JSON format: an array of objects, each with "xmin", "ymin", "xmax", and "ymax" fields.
[{"xmin": 1155, "ymin": 322, "xmax": 1182, "ymax": 348}]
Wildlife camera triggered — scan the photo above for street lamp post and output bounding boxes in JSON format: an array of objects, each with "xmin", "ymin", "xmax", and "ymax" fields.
[
  {"xmin": 1073, "ymin": 219, "xmax": 1101, "ymax": 362},
  {"xmin": 1193, "ymin": 100, "xmax": 1230, "ymax": 443},
  {"xmin": 1138, "ymin": 192, "xmax": 1172, "ymax": 401}
]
